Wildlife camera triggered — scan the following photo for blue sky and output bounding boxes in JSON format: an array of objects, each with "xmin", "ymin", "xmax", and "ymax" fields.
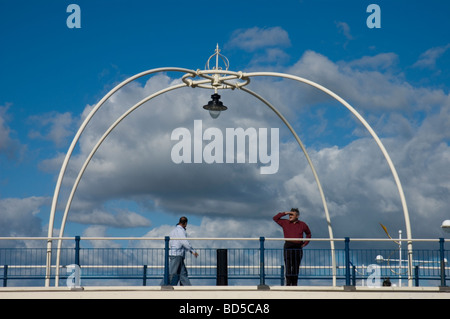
[{"xmin": 1, "ymin": 0, "xmax": 450, "ymax": 246}]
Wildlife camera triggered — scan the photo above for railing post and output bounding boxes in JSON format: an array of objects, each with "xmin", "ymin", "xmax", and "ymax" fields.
[
  {"xmin": 258, "ymin": 237, "xmax": 269, "ymax": 289},
  {"xmin": 280, "ymin": 264, "xmax": 285, "ymax": 286},
  {"xmin": 414, "ymin": 265, "xmax": 419, "ymax": 287},
  {"xmin": 143, "ymin": 265, "xmax": 147, "ymax": 286},
  {"xmin": 3, "ymin": 265, "xmax": 7, "ymax": 287},
  {"xmin": 163, "ymin": 236, "xmax": 170, "ymax": 286},
  {"xmin": 345, "ymin": 237, "xmax": 351, "ymax": 286},
  {"xmin": 439, "ymin": 238, "xmax": 446, "ymax": 287},
  {"xmin": 74, "ymin": 236, "xmax": 81, "ymax": 266},
  {"xmin": 259, "ymin": 237, "xmax": 265, "ymax": 286},
  {"xmin": 352, "ymin": 265, "xmax": 356, "ymax": 286}
]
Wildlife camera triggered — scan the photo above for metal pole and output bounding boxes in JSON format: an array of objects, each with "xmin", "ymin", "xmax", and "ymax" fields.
[
  {"xmin": 345, "ymin": 237, "xmax": 351, "ymax": 286},
  {"xmin": 74, "ymin": 236, "xmax": 80, "ymax": 266},
  {"xmin": 259, "ymin": 237, "xmax": 265, "ymax": 286}
]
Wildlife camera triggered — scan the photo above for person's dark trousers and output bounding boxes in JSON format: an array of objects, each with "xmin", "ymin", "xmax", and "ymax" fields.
[
  {"xmin": 160, "ymin": 255, "xmax": 191, "ymax": 286},
  {"xmin": 283, "ymin": 242, "xmax": 303, "ymax": 286},
  {"xmin": 169, "ymin": 255, "xmax": 191, "ymax": 286}
]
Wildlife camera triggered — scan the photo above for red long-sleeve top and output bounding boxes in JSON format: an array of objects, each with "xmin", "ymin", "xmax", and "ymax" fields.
[{"xmin": 273, "ymin": 212, "xmax": 311, "ymax": 247}]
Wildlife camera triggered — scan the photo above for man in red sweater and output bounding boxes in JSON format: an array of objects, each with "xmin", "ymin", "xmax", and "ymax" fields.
[{"xmin": 273, "ymin": 208, "xmax": 311, "ymax": 286}]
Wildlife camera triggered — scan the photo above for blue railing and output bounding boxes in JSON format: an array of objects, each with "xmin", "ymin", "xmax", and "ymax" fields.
[{"xmin": 0, "ymin": 237, "xmax": 448, "ymax": 287}]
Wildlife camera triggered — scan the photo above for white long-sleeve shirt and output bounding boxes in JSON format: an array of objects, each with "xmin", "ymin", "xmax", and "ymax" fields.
[{"xmin": 169, "ymin": 225, "xmax": 195, "ymax": 257}]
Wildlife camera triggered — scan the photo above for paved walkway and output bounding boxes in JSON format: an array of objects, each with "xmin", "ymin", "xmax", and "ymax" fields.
[{"xmin": 1, "ymin": 285, "xmax": 450, "ymax": 299}]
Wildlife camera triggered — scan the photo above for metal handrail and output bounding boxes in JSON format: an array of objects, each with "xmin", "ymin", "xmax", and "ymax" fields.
[
  {"xmin": 1, "ymin": 237, "xmax": 448, "ymax": 288},
  {"xmin": 0, "ymin": 237, "xmax": 447, "ymax": 241}
]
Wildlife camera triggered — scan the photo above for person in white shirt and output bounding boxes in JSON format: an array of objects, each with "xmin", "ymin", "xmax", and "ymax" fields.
[{"xmin": 167, "ymin": 216, "xmax": 198, "ymax": 285}]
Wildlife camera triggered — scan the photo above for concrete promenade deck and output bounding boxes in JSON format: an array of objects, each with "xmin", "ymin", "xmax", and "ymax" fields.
[{"xmin": 1, "ymin": 285, "xmax": 450, "ymax": 299}]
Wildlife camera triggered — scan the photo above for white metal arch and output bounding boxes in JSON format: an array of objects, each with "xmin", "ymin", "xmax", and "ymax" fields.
[{"xmin": 46, "ymin": 68, "xmax": 413, "ymax": 287}]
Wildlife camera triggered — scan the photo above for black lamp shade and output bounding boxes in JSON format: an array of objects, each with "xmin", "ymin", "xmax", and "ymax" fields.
[{"xmin": 203, "ymin": 93, "xmax": 227, "ymax": 118}]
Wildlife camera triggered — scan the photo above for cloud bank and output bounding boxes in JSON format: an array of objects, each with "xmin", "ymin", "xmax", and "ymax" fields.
[{"xmin": 3, "ymin": 27, "xmax": 450, "ymax": 244}]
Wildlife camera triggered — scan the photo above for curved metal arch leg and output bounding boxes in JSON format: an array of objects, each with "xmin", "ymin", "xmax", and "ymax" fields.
[
  {"xmin": 239, "ymin": 86, "xmax": 337, "ymax": 286},
  {"xmin": 45, "ymin": 67, "xmax": 197, "ymax": 286},
  {"xmin": 245, "ymin": 71, "xmax": 413, "ymax": 286}
]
